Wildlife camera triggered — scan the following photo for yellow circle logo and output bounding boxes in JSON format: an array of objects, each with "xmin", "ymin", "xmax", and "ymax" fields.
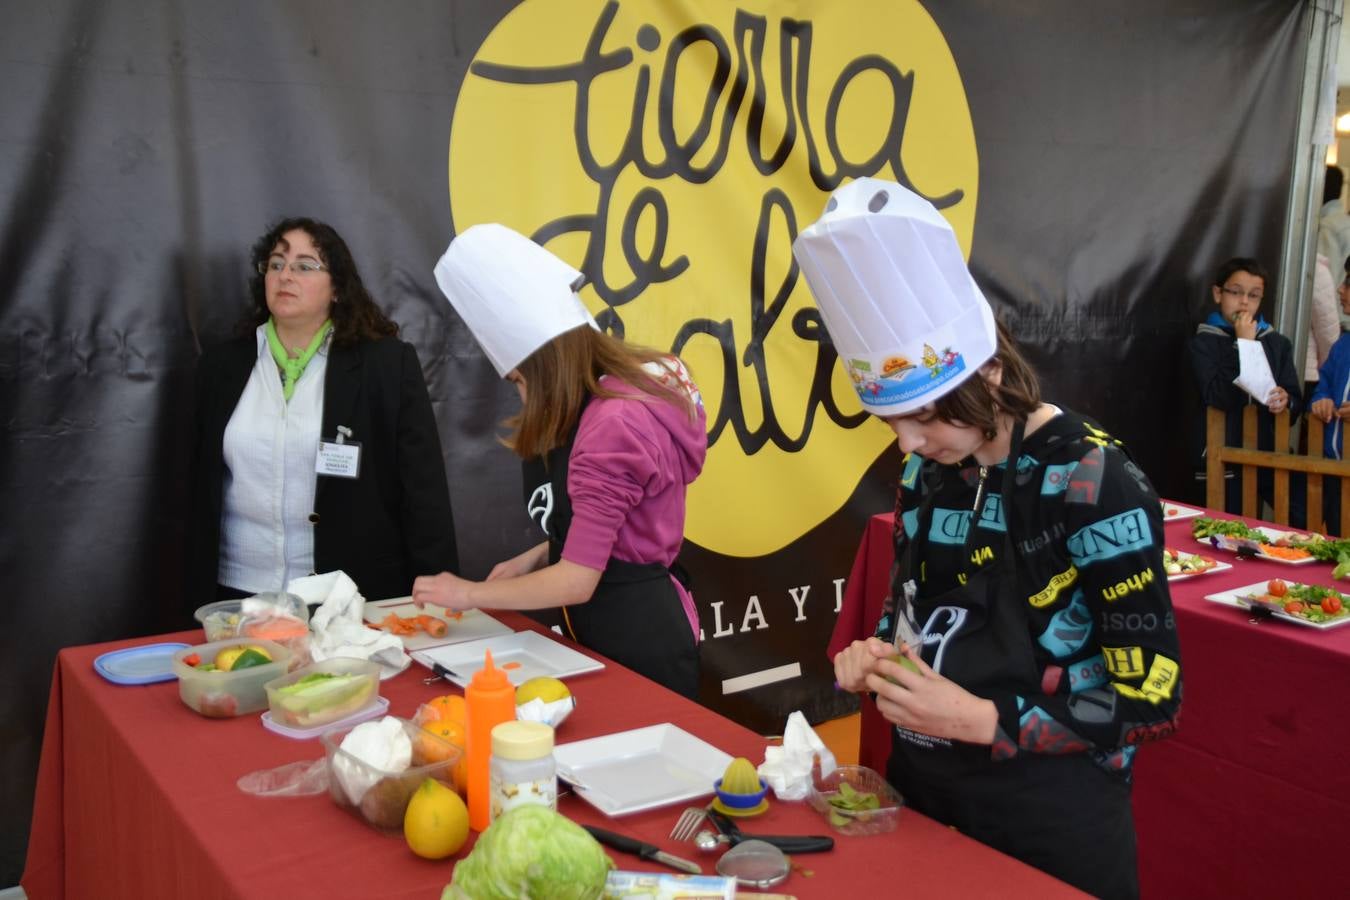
[{"xmin": 450, "ymin": 0, "xmax": 977, "ymax": 557}]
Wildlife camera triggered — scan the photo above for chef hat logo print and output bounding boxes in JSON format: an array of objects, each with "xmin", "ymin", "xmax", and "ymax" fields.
[{"xmin": 447, "ymin": 1, "xmax": 978, "ymax": 555}]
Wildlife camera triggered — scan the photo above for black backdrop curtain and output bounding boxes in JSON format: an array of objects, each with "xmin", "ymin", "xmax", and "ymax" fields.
[{"xmin": 0, "ymin": 0, "xmax": 1306, "ymax": 883}]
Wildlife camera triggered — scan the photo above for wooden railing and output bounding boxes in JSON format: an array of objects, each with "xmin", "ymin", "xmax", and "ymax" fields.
[{"xmin": 1206, "ymin": 406, "xmax": 1350, "ymax": 534}]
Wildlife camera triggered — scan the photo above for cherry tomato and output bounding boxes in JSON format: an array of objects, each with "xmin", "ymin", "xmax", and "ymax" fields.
[
  {"xmin": 1284, "ymin": 601, "xmax": 1307, "ymax": 615},
  {"xmin": 1267, "ymin": 579, "xmax": 1288, "ymax": 598},
  {"xmin": 183, "ymin": 653, "xmax": 201, "ymax": 667},
  {"xmin": 1322, "ymin": 595, "xmax": 1343, "ymax": 615}
]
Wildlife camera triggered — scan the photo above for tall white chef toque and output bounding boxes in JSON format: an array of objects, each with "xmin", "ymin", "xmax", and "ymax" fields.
[
  {"xmin": 792, "ymin": 178, "xmax": 997, "ymax": 417},
  {"xmin": 434, "ymin": 223, "xmax": 599, "ymax": 377}
]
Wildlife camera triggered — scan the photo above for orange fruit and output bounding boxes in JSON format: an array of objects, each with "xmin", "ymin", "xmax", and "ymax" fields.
[
  {"xmin": 423, "ymin": 694, "xmax": 466, "ymax": 724},
  {"xmin": 418, "ymin": 718, "xmax": 468, "ymax": 794}
]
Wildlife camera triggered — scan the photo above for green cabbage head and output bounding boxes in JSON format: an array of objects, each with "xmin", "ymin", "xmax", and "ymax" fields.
[{"xmin": 442, "ymin": 805, "xmax": 614, "ymax": 900}]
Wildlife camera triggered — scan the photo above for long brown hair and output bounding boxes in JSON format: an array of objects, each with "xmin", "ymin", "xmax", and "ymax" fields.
[
  {"xmin": 505, "ymin": 325, "xmax": 695, "ymax": 459},
  {"xmin": 927, "ymin": 320, "xmax": 1040, "ymax": 438},
  {"xmin": 246, "ymin": 217, "xmax": 398, "ymax": 347}
]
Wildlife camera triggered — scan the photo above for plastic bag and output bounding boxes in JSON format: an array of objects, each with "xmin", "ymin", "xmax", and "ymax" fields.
[{"xmin": 236, "ymin": 758, "xmax": 329, "ymax": 797}]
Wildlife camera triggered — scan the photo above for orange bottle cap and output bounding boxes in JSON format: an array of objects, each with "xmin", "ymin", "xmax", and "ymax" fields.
[{"xmin": 469, "ymin": 648, "xmax": 511, "ymax": 690}]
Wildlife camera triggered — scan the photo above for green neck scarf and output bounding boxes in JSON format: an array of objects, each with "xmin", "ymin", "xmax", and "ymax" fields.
[{"xmin": 265, "ymin": 318, "xmax": 332, "ymax": 401}]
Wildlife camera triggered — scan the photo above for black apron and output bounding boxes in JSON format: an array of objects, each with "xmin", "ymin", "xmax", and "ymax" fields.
[
  {"xmin": 887, "ymin": 424, "xmax": 1138, "ymax": 900},
  {"xmin": 521, "ymin": 407, "xmax": 699, "ymax": 700}
]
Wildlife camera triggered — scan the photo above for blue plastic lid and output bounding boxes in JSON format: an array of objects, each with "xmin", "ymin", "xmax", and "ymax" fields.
[{"xmin": 93, "ymin": 642, "xmax": 190, "ymax": 685}]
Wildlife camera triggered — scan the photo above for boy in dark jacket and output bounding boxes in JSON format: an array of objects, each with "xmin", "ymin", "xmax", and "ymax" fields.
[{"xmin": 1188, "ymin": 257, "xmax": 1303, "ymax": 523}]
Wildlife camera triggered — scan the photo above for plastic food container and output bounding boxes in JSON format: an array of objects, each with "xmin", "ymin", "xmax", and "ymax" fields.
[
  {"xmin": 264, "ymin": 657, "xmax": 380, "ymax": 730},
  {"xmin": 806, "ymin": 764, "xmax": 903, "ymax": 836},
  {"xmin": 172, "ymin": 638, "xmax": 293, "ymax": 718},
  {"xmin": 194, "ymin": 593, "xmax": 309, "ymax": 642},
  {"xmin": 321, "ymin": 716, "xmax": 464, "ymax": 834},
  {"xmin": 195, "ymin": 593, "xmax": 311, "ymax": 667}
]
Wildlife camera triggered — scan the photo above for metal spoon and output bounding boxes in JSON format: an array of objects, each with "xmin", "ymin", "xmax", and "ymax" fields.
[{"xmin": 693, "ymin": 828, "xmax": 729, "ymax": 852}]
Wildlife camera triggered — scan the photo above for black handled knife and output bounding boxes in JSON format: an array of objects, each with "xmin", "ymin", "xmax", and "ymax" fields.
[{"xmin": 582, "ymin": 825, "xmax": 702, "ymax": 874}]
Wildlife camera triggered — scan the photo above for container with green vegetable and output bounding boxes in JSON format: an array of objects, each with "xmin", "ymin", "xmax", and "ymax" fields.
[{"xmin": 806, "ymin": 764, "xmax": 902, "ymax": 836}]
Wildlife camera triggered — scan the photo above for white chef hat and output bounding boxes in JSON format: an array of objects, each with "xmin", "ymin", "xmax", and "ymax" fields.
[
  {"xmin": 434, "ymin": 223, "xmax": 599, "ymax": 377},
  {"xmin": 792, "ymin": 178, "xmax": 997, "ymax": 417}
]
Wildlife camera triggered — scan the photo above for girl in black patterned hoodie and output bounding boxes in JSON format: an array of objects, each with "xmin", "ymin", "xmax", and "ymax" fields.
[{"xmin": 795, "ymin": 178, "xmax": 1180, "ymax": 900}]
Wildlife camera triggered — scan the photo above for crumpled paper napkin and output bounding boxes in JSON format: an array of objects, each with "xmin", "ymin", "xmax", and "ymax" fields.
[
  {"xmin": 287, "ymin": 571, "xmax": 408, "ymax": 671},
  {"xmin": 515, "ymin": 696, "xmax": 576, "ymax": 729},
  {"xmin": 758, "ymin": 710, "xmax": 838, "ymax": 801}
]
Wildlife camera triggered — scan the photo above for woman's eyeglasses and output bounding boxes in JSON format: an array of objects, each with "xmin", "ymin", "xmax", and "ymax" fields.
[{"xmin": 257, "ymin": 258, "xmax": 327, "ymax": 276}]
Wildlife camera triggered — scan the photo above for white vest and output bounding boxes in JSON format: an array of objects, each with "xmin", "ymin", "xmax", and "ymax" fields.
[{"xmin": 217, "ymin": 326, "xmax": 328, "ymax": 592}]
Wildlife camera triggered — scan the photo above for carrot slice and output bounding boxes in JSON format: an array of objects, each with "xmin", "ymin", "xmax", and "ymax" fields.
[
  {"xmin": 417, "ymin": 614, "xmax": 448, "ymax": 638},
  {"xmin": 1259, "ymin": 544, "xmax": 1311, "ymax": 560},
  {"xmin": 379, "ymin": 613, "xmax": 418, "ymax": 635},
  {"xmin": 502, "ymin": 661, "xmax": 522, "ymax": 670}
]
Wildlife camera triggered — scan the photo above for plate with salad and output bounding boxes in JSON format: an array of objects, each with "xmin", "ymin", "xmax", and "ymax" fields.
[
  {"xmin": 1189, "ymin": 517, "xmax": 1318, "ymax": 565},
  {"xmin": 1204, "ymin": 579, "xmax": 1350, "ymax": 629},
  {"xmin": 1162, "ymin": 548, "xmax": 1230, "ymax": 581}
]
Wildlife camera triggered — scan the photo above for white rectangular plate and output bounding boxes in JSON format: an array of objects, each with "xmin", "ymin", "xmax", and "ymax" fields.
[
  {"xmin": 410, "ymin": 631, "xmax": 604, "ymax": 687},
  {"xmin": 1168, "ymin": 559, "xmax": 1233, "ymax": 582},
  {"xmin": 1161, "ymin": 501, "xmax": 1206, "ymax": 521},
  {"xmin": 363, "ymin": 598, "xmax": 513, "ymax": 650},
  {"xmin": 1203, "ymin": 581, "xmax": 1350, "ymax": 630},
  {"xmin": 553, "ymin": 723, "xmax": 732, "ymax": 817},
  {"xmin": 1198, "ymin": 527, "xmax": 1319, "ymax": 565}
]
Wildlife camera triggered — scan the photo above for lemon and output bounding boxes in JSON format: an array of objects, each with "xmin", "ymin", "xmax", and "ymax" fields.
[
  {"xmin": 214, "ymin": 646, "xmax": 247, "ymax": 671},
  {"xmin": 720, "ymin": 757, "xmax": 761, "ymax": 794},
  {"xmin": 214, "ymin": 644, "xmax": 272, "ymax": 672},
  {"xmin": 516, "ymin": 676, "xmax": 570, "ymax": 705},
  {"xmin": 404, "ymin": 778, "xmax": 470, "ymax": 859}
]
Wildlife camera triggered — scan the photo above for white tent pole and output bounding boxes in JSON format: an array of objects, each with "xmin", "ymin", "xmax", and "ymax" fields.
[{"xmin": 1278, "ymin": 0, "xmax": 1343, "ymax": 432}]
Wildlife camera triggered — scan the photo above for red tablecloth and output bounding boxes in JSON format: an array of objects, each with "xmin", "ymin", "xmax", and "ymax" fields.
[
  {"xmin": 830, "ymin": 506, "xmax": 1350, "ymax": 899},
  {"xmin": 23, "ymin": 613, "xmax": 1082, "ymax": 900}
]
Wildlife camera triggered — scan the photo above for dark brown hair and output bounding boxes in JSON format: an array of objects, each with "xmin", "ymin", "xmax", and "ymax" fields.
[
  {"xmin": 505, "ymin": 325, "xmax": 695, "ymax": 459},
  {"xmin": 926, "ymin": 319, "xmax": 1041, "ymax": 438},
  {"xmin": 246, "ymin": 217, "xmax": 398, "ymax": 346}
]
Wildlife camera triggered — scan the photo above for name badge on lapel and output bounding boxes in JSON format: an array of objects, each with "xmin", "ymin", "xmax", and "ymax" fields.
[{"xmin": 316, "ymin": 425, "xmax": 361, "ymax": 479}]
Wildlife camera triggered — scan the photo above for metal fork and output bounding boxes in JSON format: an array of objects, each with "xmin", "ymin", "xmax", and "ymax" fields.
[{"xmin": 669, "ymin": 805, "xmax": 708, "ymax": 842}]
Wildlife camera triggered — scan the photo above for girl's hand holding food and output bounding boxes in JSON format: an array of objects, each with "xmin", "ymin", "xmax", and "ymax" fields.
[
  {"xmin": 867, "ymin": 650, "xmax": 1000, "ymax": 746},
  {"xmin": 833, "ymin": 637, "xmax": 893, "ymax": 692}
]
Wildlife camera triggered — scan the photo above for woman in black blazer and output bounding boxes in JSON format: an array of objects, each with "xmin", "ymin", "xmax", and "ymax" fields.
[{"xmin": 187, "ymin": 217, "xmax": 457, "ymax": 608}]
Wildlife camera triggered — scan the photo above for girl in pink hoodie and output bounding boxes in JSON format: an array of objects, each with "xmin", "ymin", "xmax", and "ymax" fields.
[{"xmin": 414, "ymin": 323, "xmax": 707, "ymax": 698}]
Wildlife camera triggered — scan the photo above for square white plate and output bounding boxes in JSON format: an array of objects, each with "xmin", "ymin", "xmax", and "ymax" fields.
[
  {"xmin": 363, "ymin": 598, "xmax": 513, "ymax": 651},
  {"xmin": 1161, "ymin": 501, "xmax": 1206, "ymax": 521},
  {"xmin": 410, "ymin": 631, "xmax": 604, "ymax": 688},
  {"xmin": 553, "ymin": 723, "xmax": 732, "ymax": 817},
  {"xmin": 1198, "ymin": 527, "xmax": 1319, "ymax": 565},
  {"xmin": 1203, "ymin": 581, "xmax": 1350, "ymax": 630}
]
